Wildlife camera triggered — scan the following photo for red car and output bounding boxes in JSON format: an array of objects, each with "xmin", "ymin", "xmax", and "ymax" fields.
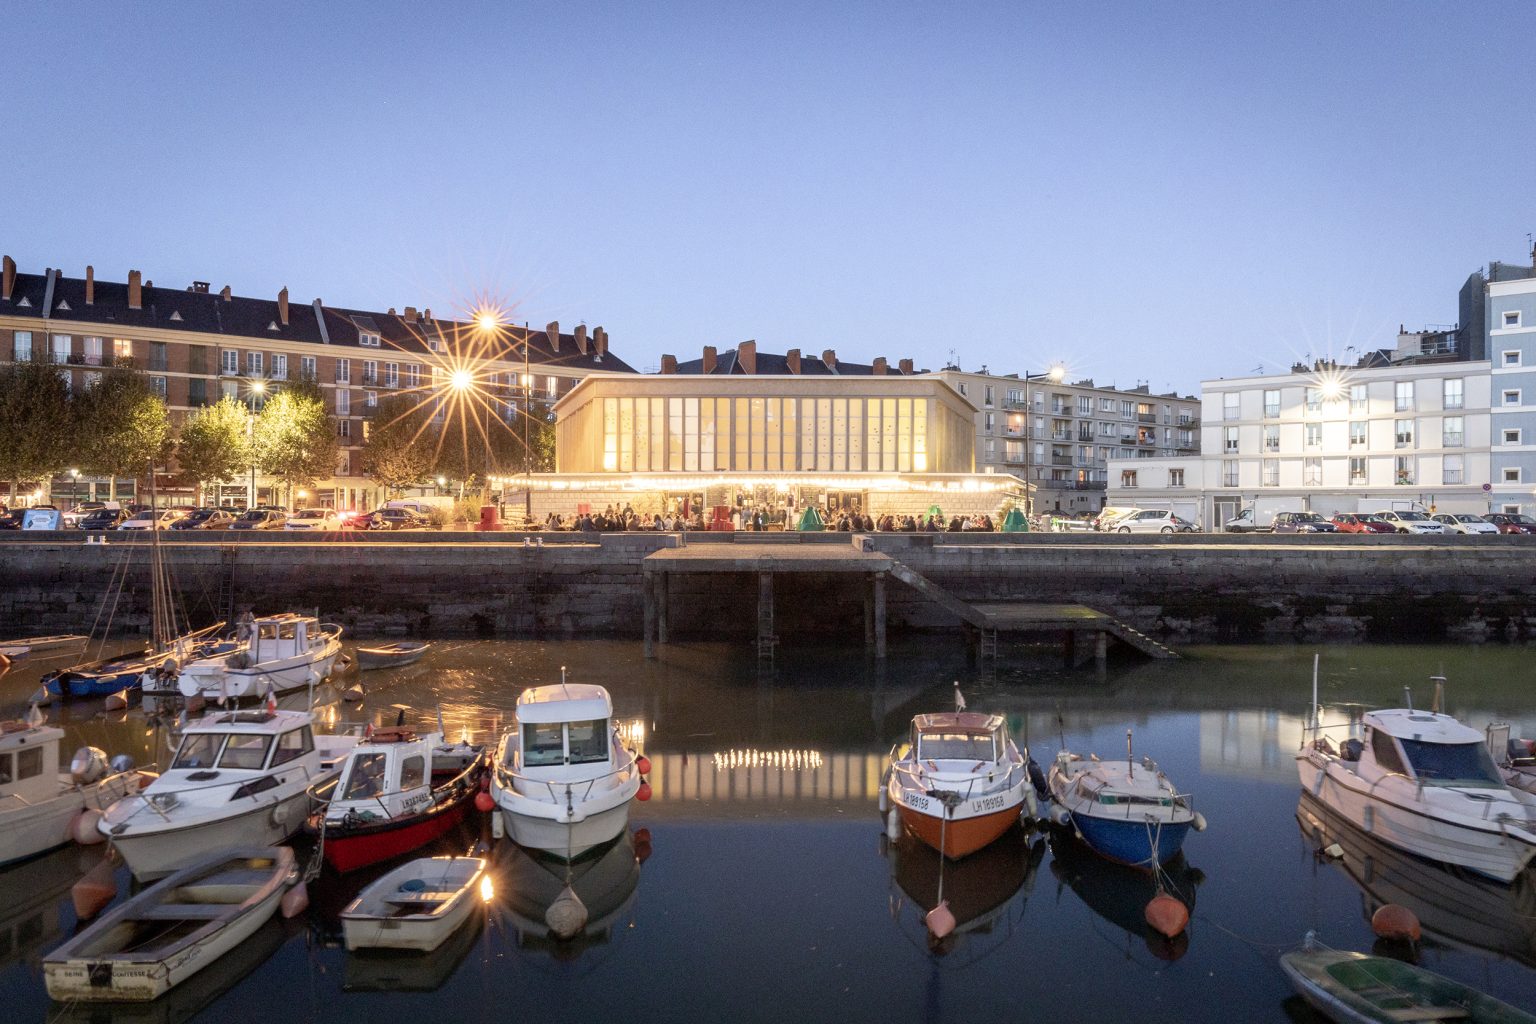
[
  {"xmin": 1329, "ymin": 513, "xmax": 1395, "ymax": 534},
  {"xmin": 1484, "ymin": 513, "xmax": 1536, "ymax": 535}
]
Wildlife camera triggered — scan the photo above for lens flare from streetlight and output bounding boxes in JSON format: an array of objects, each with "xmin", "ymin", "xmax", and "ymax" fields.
[{"xmin": 450, "ymin": 369, "xmax": 474, "ymax": 391}]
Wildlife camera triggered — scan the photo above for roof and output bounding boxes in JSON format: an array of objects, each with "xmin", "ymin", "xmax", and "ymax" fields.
[
  {"xmin": 1, "ymin": 269, "xmax": 634, "ymax": 374},
  {"xmin": 912, "ymin": 712, "xmax": 1004, "ymax": 733},
  {"xmin": 1365, "ymin": 708, "xmax": 1483, "ymax": 745},
  {"xmin": 673, "ymin": 350, "xmax": 913, "ymax": 376},
  {"xmin": 517, "ymin": 683, "xmax": 613, "ymax": 724},
  {"xmin": 185, "ymin": 707, "xmax": 312, "ymax": 735}
]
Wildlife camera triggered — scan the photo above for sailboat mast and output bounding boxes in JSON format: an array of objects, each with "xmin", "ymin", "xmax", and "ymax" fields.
[{"xmin": 146, "ymin": 459, "xmax": 169, "ymax": 651}]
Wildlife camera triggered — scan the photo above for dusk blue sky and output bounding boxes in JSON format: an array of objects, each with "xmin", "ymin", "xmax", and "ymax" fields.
[{"xmin": 3, "ymin": 2, "xmax": 1533, "ymax": 394}]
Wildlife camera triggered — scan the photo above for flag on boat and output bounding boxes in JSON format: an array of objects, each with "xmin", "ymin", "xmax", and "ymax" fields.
[{"xmin": 954, "ymin": 682, "xmax": 966, "ymax": 712}]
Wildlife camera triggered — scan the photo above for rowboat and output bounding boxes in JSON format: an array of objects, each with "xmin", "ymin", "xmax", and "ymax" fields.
[
  {"xmin": 1281, "ymin": 937, "xmax": 1536, "ymax": 1023},
  {"xmin": 357, "ymin": 641, "xmax": 432, "ymax": 671},
  {"xmin": 43, "ymin": 847, "xmax": 297, "ymax": 1003},
  {"xmin": 339, "ymin": 855, "xmax": 486, "ymax": 952},
  {"xmin": 0, "ymin": 634, "xmax": 86, "ymax": 652}
]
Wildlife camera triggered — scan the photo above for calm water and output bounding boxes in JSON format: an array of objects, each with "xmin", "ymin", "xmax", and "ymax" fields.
[{"xmin": 2, "ymin": 638, "xmax": 1536, "ymax": 1023}]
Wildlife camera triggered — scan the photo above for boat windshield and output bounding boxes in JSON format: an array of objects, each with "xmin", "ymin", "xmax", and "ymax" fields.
[
  {"xmin": 523, "ymin": 722, "xmax": 565, "ymax": 767},
  {"xmin": 172, "ymin": 733, "xmax": 222, "ymax": 769},
  {"xmin": 218, "ymin": 734, "xmax": 273, "ymax": 770},
  {"xmin": 1397, "ymin": 737, "xmax": 1504, "ymax": 788},
  {"xmin": 918, "ymin": 730, "xmax": 1000, "ymax": 762},
  {"xmin": 342, "ymin": 752, "xmax": 389, "ymax": 799},
  {"xmin": 568, "ymin": 719, "xmax": 609, "ymax": 765}
]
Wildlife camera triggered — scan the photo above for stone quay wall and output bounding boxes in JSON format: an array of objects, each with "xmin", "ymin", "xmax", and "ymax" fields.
[{"xmin": 1, "ymin": 532, "xmax": 1534, "ymax": 646}]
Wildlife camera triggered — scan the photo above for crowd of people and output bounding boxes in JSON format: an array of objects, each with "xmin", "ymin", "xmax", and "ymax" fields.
[{"xmin": 537, "ymin": 503, "xmax": 1003, "ymax": 533}]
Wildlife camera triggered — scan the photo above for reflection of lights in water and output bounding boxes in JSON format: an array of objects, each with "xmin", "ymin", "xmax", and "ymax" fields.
[
  {"xmin": 616, "ymin": 718, "xmax": 646, "ymax": 748},
  {"xmin": 712, "ymin": 749, "xmax": 825, "ymax": 771},
  {"xmin": 480, "ymin": 873, "xmax": 495, "ymax": 903}
]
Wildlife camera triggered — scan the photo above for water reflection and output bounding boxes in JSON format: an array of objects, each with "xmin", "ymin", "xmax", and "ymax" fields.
[
  {"xmin": 0, "ymin": 844, "xmax": 104, "ymax": 973},
  {"xmin": 880, "ymin": 828, "xmax": 1045, "ymax": 958},
  {"xmin": 1047, "ymin": 827, "xmax": 1206, "ymax": 963},
  {"xmin": 344, "ymin": 912, "xmax": 483, "ymax": 993},
  {"xmin": 490, "ymin": 829, "xmax": 645, "ymax": 958}
]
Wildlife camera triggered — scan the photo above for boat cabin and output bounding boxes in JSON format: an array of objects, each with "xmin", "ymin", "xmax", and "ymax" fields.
[
  {"xmin": 1359, "ymin": 710, "xmax": 1505, "ymax": 789},
  {"xmin": 0, "ymin": 722, "xmax": 64, "ymax": 806},
  {"xmin": 507, "ymin": 684, "xmax": 614, "ymax": 775},
  {"xmin": 168, "ymin": 710, "xmax": 316, "ymax": 775},
  {"xmin": 234, "ymin": 613, "xmax": 322, "ymax": 665},
  {"xmin": 330, "ymin": 731, "xmax": 434, "ymax": 818},
  {"xmin": 909, "ymin": 712, "xmax": 1006, "ymax": 764}
]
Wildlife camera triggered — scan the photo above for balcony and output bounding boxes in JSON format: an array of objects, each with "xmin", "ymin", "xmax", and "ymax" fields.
[
  {"xmin": 1137, "ymin": 413, "xmax": 1156, "ymax": 423},
  {"xmin": 1049, "ymin": 431, "xmax": 1072, "ymax": 441},
  {"xmin": 361, "ymin": 374, "xmax": 379, "ymax": 386},
  {"xmin": 1050, "ymin": 455, "xmax": 1073, "ymax": 466}
]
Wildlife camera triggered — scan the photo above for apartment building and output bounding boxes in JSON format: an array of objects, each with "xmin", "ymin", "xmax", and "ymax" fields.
[{"xmin": 1487, "ymin": 274, "xmax": 1536, "ymax": 513}]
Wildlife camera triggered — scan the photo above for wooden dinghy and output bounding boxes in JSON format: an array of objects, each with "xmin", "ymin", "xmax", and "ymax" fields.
[
  {"xmin": 1281, "ymin": 940, "xmax": 1536, "ymax": 1024},
  {"xmin": 356, "ymin": 641, "xmax": 432, "ymax": 671},
  {"xmin": 340, "ymin": 855, "xmax": 486, "ymax": 952},
  {"xmin": 43, "ymin": 847, "xmax": 296, "ymax": 1003}
]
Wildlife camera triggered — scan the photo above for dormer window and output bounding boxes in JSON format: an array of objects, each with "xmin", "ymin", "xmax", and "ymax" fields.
[{"xmin": 360, "ymin": 333, "xmax": 381, "ymax": 347}]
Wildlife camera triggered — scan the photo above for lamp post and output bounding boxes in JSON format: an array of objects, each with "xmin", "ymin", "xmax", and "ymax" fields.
[
  {"xmin": 1021, "ymin": 365, "xmax": 1065, "ymax": 522},
  {"xmin": 247, "ymin": 380, "xmax": 266, "ymax": 508}
]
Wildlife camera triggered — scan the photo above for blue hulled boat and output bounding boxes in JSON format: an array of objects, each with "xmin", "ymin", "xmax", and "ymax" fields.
[
  {"xmin": 43, "ymin": 625, "xmax": 233, "ymax": 699},
  {"xmin": 1046, "ymin": 743, "xmax": 1206, "ymax": 870}
]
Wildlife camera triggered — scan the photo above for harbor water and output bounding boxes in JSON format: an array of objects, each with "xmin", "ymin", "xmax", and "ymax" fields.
[{"xmin": 2, "ymin": 638, "xmax": 1535, "ymax": 1022}]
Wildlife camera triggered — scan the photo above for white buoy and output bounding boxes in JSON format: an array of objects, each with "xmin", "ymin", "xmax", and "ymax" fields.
[
  {"xmin": 925, "ymin": 899, "xmax": 956, "ymax": 938},
  {"xmin": 104, "ymin": 691, "xmax": 129, "ymax": 712},
  {"xmin": 1049, "ymin": 805, "xmax": 1072, "ymax": 828},
  {"xmin": 877, "ymin": 771, "xmax": 890, "ymax": 814},
  {"xmin": 72, "ymin": 809, "xmax": 106, "ymax": 845},
  {"xmin": 545, "ymin": 884, "xmax": 588, "ymax": 939},
  {"xmin": 343, "ymin": 684, "xmax": 365, "ymax": 702},
  {"xmin": 886, "ymin": 809, "xmax": 901, "ymax": 841},
  {"xmin": 1191, "ymin": 811, "xmax": 1207, "ymax": 832}
]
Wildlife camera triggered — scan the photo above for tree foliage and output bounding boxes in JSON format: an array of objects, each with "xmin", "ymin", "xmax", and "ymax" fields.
[
  {"xmin": 75, "ymin": 367, "xmax": 172, "ymax": 494},
  {"xmin": 176, "ymin": 397, "xmax": 252, "ymax": 499},
  {"xmin": 252, "ymin": 379, "xmax": 338, "ymax": 503},
  {"xmin": 0, "ymin": 360, "xmax": 72, "ymax": 501},
  {"xmin": 361, "ymin": 394, "xmax": 437, "ymax": 492}
]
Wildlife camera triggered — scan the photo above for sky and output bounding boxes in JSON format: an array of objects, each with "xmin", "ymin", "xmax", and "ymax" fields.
[{"xmin": 2, "ymin": 1, "xmax": 1533, "ymax": 395}]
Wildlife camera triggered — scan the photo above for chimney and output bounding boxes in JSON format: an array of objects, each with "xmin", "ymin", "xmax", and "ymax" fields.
[
  {"xmin": 403, "ymin": 306, "xmax": 417, "ymax": 324},
  {"xmin": 661, "ymin": 354, "xmax": 677, "ymax": 374},
  {"xmin": 277, "ymin": 286, "xmax": 289, "ymax": 326},
  {"xmin": 1, "ymin": 255, "xmax": 14, "ymax": 301},
  {"xmin": 574, "ymin": 324, "xmax": 588, "ymax": 354},
  {"xmin": 190, "ymin": 281, "xmax": 209, "ymax": 293},
  {"xmin": 737, "ymin": 340, "xmax": 756, "ymax": 374},
  {"xmin": 595, "ymin": 327, "xmax": 608, "ymax": 357},
  {"xmin": 873, "ymin": 357, "xmax": 888, "ymax": 375},
  {"xmin": 821, "ymin": 349, "xmax": 837, "ymax": 372},
  {"xmin": 127, "ymin": 270, "xmax": 142, "ymax": 310},
  {"xmin": 545, "ymin": 321, "xmax": 560, "ymax": 352},
  {"xmin": 899, "ymin": 358, "xmax": 913, "ymax": 375},
  {"xmin": 702, "ymin": 345, "xmax": 717, "ymax": 374},
  {"xmin": 423, "ymin": 308, "xmax": 432, "ymax": 322},
  {"xmin": 85, "ymin": 265, "xmax": 95, "ymax": 305},
  {"xmin": 786, "ymin": 348, "xmax": 801, "ymax": 374},
  {"xmin": 220, "ymin": 285, "xmax": 231, "ymax": 302}
]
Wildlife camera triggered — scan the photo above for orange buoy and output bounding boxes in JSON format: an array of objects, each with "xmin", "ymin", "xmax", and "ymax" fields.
[
  {"xmin": 925, "ymin": 900, "xmax": 956, "ymax": 939},
  {"xmin": 474, "ymin": 791, "xmax": 495, "ymax": 813},
  {"xmin": 71, "ymin": 859, "xmax": 117, "ymax": 920},
  {"xmin": 636, "ymin": 780, "xmax": 652, "ymax": 802},
  {"xmin": 1145, "ymin": 893, "xmax": 1190, "ymax": 938},
  {"xmin": 186, "ymin": 695, "xmax": 206, "ymax": 715},
  {"xmin": 280, "ymin": 880, "xmax": 310, "ymax": 918},
  {"xmin": 636, "ymin": 755, "xmax": 652, "ymax": 775},
  {"xmin": 1371, "ymin": 903, "xmax": 1421, "ymax": 942}
]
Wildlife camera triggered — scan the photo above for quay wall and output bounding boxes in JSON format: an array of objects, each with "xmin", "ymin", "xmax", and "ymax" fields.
[{"xmin": 1, "ymin": 533, "xmax": 1534, "ymax": 645}]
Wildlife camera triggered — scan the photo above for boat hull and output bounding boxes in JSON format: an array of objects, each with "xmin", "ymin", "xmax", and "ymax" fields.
[
  {"xmin": 340, "ymin": 857, "xmax": 486, "ymax": 952},
  {"xmin": 316, "ymin": 794, "xmax": 475, "ymax": 874},
  {"xmin": 341, "ymin": 883, "xmax": 480, "ymax": 952},
  {"xmin": 0, "ymin": 791, "xmax": 84, "ymax": 868},
  {"xmin": 497, "ymin": 797, "xmax": 633, "ymax": 860},
  {"xmin": 357, "ymin": 645, "xmax": 429, "ymax": 671},
  {"xmin": 105, "ymin": 792, "xmax": 311, "ymax": 880},
  {"xmin": 894, "ymin": 795, "xmax": 1026, "ymax": 860},
  {"xmin": 1280, "ymin": 947, "xmax": 1536, "ymax": 1024},
  {"xmin": 1067, "ymin": 811, "xmax": 1191, "ymax": 869}
]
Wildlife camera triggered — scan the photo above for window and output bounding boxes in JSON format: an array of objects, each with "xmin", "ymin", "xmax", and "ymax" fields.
[
  {"xmin": 336, "ymin": 389, "xmax": 350, "ymax": 415},
  {"xmin": 1443, "ymin": 416, "xmax": 1464, "ymax": 447},
  {"xmin": 1395, "ymin": 456, "xmax": 1414, "ymax": 485},
  {"xmin": 112, "ymin": 338, "xmax": 133, "ymax": 362},
  {"xmin": 150, "ymin": 376, "xmax": 167, "ymax": 399},
  {"xmin": 1504, "ymin": 428, "xmax": 1522, "ymax": 445},
  {"xmin": 1303, "ymin": 457, "xmax": 1322, "ymax": 486},
  {"xmin": 1349, "ymin": 421, "xmax": 1366, "ymax": 447},
  {"xmin": 546, "ymin": 376, "xmax": 558, "ymax": 398},
  {"xmin": 1006, "ymin": 388, "xmax": 1023, "ymax": 405},
  {"xmin": 1395, "ymin": 381, "xmax": 1414, "ymax": 412},
  {"xmin": 148, "ymin": 341, "xmax": 168, "ymax": 371},
  {"xmin": 1348, "ymin": 457, "xmax": 1367, "ymax": 485},
  {"xmin": 401, "ymin": 755, "xmax": 425, "ymax": 789},
  {"xmin": 188, "ymin": 378, "xmax": 208, "ymax": 406},
  {"xmin": 1504, "ymin": 389, "xmax": 1522, "ymax": 406},
  {"xmin": 1221, "ymin": 460, "xmax": 1238, "ymax": 487},
  {"xmin": 1120, "ymin": 470, "xmax": 1138, "ymax": 487},
  {"xmin": 359, "ymin": 332, "xmax": 381, "ymax": 347},
  {"xmin": 1263, "ymin": 425, "xmax": 1279, "ymax": 452},
  {"xmin": 1444, "ymin": 378, "xmax": 1464, "ymax": 410},
  {"xmin": 271, "ymin": 354, "xmax": 288, "ymax": 380},
  {"xmin": 1505, "ymin": 311, "xmax": 1523, "ymax": 329},
  {"xmin": 363, "ymin": 360, "xmax": 377, "ymax": 385},
  {"xmin": 1304, "ymin": 423, "xmax": 1321, "ymax": 448},
  {"xmin": 1395, "ymin": 419, "xmax": 1414, "ymax": 448},
  {"xmin": 1262, "ymin": 460, "xmax": 1278, "ymax": 486},
  {"xmin": 1443, "ymin": 454, "xmax": 1464, "ymax": 485},
  {"xmin": 1370, "ymin": 728, "xmax": 1407, "ymax": 775},
  {"xmin": 1349, "ymin": 384, "xmax": 1367, "ymax": 412},
  {"xmin": 983, "ymin": 412, "xmax": 995, "ymax": 434},
  {"xmin": 984, "ymin": 439, "xmax": 995, "ymax": 460},
  {"xmin": 271, "ymin": 727, "xmax": 314, "ymax": 766},
  {"xmin": 338, "ymin": 419, "xmax": 351, "ymax": 439},
  {"xmin": 11, "ymin": 331, "xmax": 31, "ymax": 361},
  {"xmin": 84, "ymin": 336, "xmax": 103, "ymax": 365},
  {"xmin": 52, "ymin": 335, "xmax": 71, "ymax": 364},
  {"xmin": 1121, "ymin": 401, "xmax": 1133, "ymax": 419},
  {"xmin": 300, "ymin": 355, "xmax": 316, "ymax": 380},
  {"xmin": 220, "ymin": 379, "xmax": 238, "ymax": 401},
  {"xmin": 1304, "ymin": 387, "xmax": 1321, "ymax": 413},
  {"xmin": 568, "ymin": 719, "xmax": 609, "ymax": 764},
  {"xmin": 1100, "ymin": 397, "xmax": 1115, "ymax": 412},
  {"xmin": 1223, "ymin": 426, "xmax": 1238, "ymax": 453},
  {"xmin": 246, "ymin": 351, "xmax": 263, "ymax": 377},
  {"xmin": 343, "ymin": 752, "xmax": 390, "ymax": 798},
  {"xmin": 1263, "ymin": 389, "xmax": 1280, "ymax": 418},
  {"xmin": 1504, "ymin": 350, "xmax": 1522, "ymax": 368},
  {"xmin": 222, "ymin": 349, "xmax": 239, "ymax": 375},
  {"xmin": 384, "ymin": 362, "xmax": 398, "ymax": 388},
  {"xmin": 1079, "ymin": 396, "xmax": 1093, "ymax": 415},
  {"xmin": 1223, "ymin": 393, "xmax": 1239, "ymax": 420},
  {"xmin": 983, "ymin": 385, "xmax": 994, "ymax": 407},
  {"xmin": 365, "ymin": 390, "xmax": 377, "ymax": 408},
  {"xmin": 16, "ymin": 746, "xmax": 42, "ymax": 780},
  {"xmin": 187, "ymin": 345, "xmax": 207, "ymax": 374},
  {"xmin": 1504, "ymin": 468, "xmax": 1521, "ymax": 484},
  {"xmin": 218, "ymin": 734, "xmax": 273, "ymax": 770},
  {"xmin": 1168, "ymin": 468, "xmax": 1184, "ymax": 487},
  {"xmin": 335, "ymin": 358, "xmax": 351, "ymax": 383}
]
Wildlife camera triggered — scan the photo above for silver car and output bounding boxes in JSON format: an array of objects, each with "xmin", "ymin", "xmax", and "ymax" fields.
[
  {"xmin": 1372, "ymin": 510, "xmax": 1444, "ymax": 535},
  {"xmin": 1113, "ymin": 509, "xmax": 1197, "ymax": 534},
  {"xmin": 1431, "ymin": 513, "xmax": 1499, "ymax": 535}
]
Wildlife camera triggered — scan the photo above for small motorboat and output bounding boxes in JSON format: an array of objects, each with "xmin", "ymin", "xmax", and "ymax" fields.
[
  {"xmin": 0, "ymin": 633, "xmax": 85, "ymax": 653},
  {"xmin": 339, "ymin": 855, "xmax": 487, "ymax": 952},
  {"xmin": 171, "ymin": 612, "xmax": 344, "ymax": 701},
  {"xmin": 1047, "ymin": 736, "xmax": 1206, "ymax": 870},
  {"xmin": 883, "ymin": 706, "xmax": 1037, "ymax": 859},
  {"xmin": 44, "ymin": 624, "xmax": 234, "ymax": 701},
  {"xmin": 99, "ymin": 706, "xmax": 358, "ymax": 879},
  {"xmin": 490, "ymin": 673, "xmax": 643, "ymax": 860},
  {"xmin": 42, "ymin": 847, "xmax": 297, "ymax": 1003},
  {"xmin": 356, "ymin": 641, "xmax": 432, "ymax": 671},
  {"xmin": 1281, "ymin": 934, "xmax": 1536, "ymax": 1024},
  {"xmin": 306, "ymin": 724, "xmax": 485, "ymax": 873},
  {"xmin": 0, "ymin": 644, "xmax": 30, "ymax": 659}
]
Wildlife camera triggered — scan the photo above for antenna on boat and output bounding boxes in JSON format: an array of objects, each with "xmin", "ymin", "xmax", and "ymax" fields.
[
  {"xmin": 1309, "ymin": 653, "xmax": 1320, "ymax": 743},
  {"xmin": 1126, "ymin": 729, "xmax": 1134, "ymax": 778},
  {"xmin": 1430, "ymin": 675, "xmax": 1446, "ymax": 715},
  {"xmin": 953, "ymin": 682, "xmax": 966, "ymax": 713},
  {"xmin": 560, "ymin": 665, "xmax": 569, "ymax": 700},
  {"xmin": 1403, "ymin": 686, "xmax": 1414, "ymax": 712}
]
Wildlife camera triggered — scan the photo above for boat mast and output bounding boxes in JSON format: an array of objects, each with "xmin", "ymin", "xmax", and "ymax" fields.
[{"xmin": 146, "ymin": 459, "xmax": 172, "ymax": 653}]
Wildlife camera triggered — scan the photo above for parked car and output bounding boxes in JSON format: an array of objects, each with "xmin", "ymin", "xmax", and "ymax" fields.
[
  {"xmin": 228, "ymin": 508, "xmax": 287, "ymax": 530},
  {"xmin": 170, "ymin": 508, "xmax": 237, "ymax": 530},
  {"xmin": 79, "ymin": 508, "xmax": 130, "ymax": 530},
  {"xmin": 1431, "ymin": 513, "xmax": 1500, "ymax": 536},
  {"xmin": 1271, "ymin": 512, "xmax": 1337, "ymax": 534},
  {"xmin": 117, "ymin": 509, "xmax": 187, "ymax": 531},
  {"xmin": 1329, "ymin": 513, "xmax": 1396, "ymax": 534},
  {"xmin": 285, "ymin": 508, "xmax": 345, "ymax": 531},
  {"xmin": 362, "ymin": 507, "xmax": 431, "ymax": 531},
  {"xmin": 1093, "ymin": 507, "xmax": 1142, "ymax": 531},
  {"xmin": 1484, "ymin": 512, "xmax": 1536, "ymax": 535},
  {"xmin": 0, "ymin": 509, "xmax": 23, "ymax": 530},
  {"xmin": 62, "ymin": 501, "xmax": 110, "ymax": 527},
  {"xmin": 1372, "ymin": 509, "xmax": 1444, "ymax": 535},
  {"xmin": 1113, "ymin": 509, "xmax": 1196, "ymax": 534}
]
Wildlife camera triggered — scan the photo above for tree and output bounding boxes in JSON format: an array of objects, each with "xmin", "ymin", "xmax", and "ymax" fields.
[
  {"xmin": 176, "ymin": 398, "xmax": 252, "ymax": 504},
  {"xmin": 0, "ymin": 359, "xmax": 72, "ymax": 503},
  {"xmin": 252, "ymin": 379, "xmax": 338, "ymax": 509},
  {"xmin": 361, "ymin": 394, "xmax": 438, "ymax": 493},
  {"xmin": 75, "ymin": 367, "xmax": 172, "ymax": 499}
]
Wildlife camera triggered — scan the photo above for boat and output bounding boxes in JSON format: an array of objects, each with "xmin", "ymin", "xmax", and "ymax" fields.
[
  {"xmin": 1047, "ymin": 826, "xmax": 1205, "ymax": 962},
  {"xmin": 0, "ymin": 707, "xmax": 154, "ymax": 868},
  {"xmin": 44, "ymin": 623, "xmax": 234, "ymax": 701},
  {"xmin": 171, "ymin": 612, "xmax": 344, "ymax": 701},
  {"xmin": 489, "ymin": 675, "xmax": 643, "ymax": 859},
  {"xmin": 882, "ymin": 707, "xmax": 1036, "ymax": 859},
  {"xmin": 344, "ymin": 907, "xmax": 481, "ymax": 992},
  {"xmin": 305, "ymin": 724, "xmax": 485, "ymax": 873},
  {"xmin": 0, "ymin": 633, "xmax": 86, "ymax": 653},
  {"xmin": 1280, "ymin": 934, "xmax": 1536, "ymax": 1024},
  {"xmin": 42, "ymin": 846, "xmax": 297, "ymax": 1003},
  {"xmin": 1046, "ymin": 735, "xmax": 1206, "ymax": 869},
  {"xmin": 98, "ymin": 706, "xmax": 358, "ymax": 879},
  {"xmin": 495, "ymin": 828, "xmax": 645, "ymax": 956},
  {"xmin": 357, "ymin": 641, "xmax": 432, "ymax": 671},
  {"xmin": 0, "ymin": 644, "xmax": 29, "ymax": 659},
  {"xmin": 883, "ymin": 827, "xmax": 1045, "ymax": 952},
  {"xmin": 338, "ymin": 855, "xmax": 487, "ymax": 952},
  {"xmin": 1488, "ymin": 723, "xmax": 1536, "ymax": 798},
  {"xmin": 1297, "ymin": 674, "xmax": 1536, "ymax": 883}
]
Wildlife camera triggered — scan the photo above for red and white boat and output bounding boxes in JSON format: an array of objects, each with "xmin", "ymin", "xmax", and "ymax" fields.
[
  {"xmin": 883, "ymin": 708, "xmax": 1036, "ymax": 860},
  {"xmin": 307, "ymin": 726, "xmax": 485, "ymax": 874}
]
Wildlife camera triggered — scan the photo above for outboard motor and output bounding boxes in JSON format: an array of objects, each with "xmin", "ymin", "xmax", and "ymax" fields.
[
  {"xmin": 70, "ymin": 746, "xmax": 108, "ymax": 785},
  {"xmin": 108, "ymin": 753, "xmax": 136, "ymax": 775}
]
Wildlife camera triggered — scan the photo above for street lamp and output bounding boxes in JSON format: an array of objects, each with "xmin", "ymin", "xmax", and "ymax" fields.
[
  {"xmin": 1022, "ymin": 364, "xmax": 1066, "ymax": 521},
  {"xmin": 247, "ymin": 380, "xmax": 267, "ymax": 508}
]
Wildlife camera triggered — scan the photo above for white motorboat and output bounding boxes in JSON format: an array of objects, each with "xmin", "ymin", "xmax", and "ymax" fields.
[
  {"xmin": 43, "ymin": 846, "xmax": 296, "ymax": 1002},
  {"xmin": 490, "ymin": 677, "xmax": 642, "ymax": 860},
  {"xmin": 99, "ymin": 707, "xmax": 357, "ymax": 879},
  {"xmin": 339, "ymin": 855, "xmax": 486, "ymax": 952},
  {"xmin": 1297, "ymin": 676, "xmax": 1536, "ymax": 883},
  {"xmin": 0, "ymin": 708, "xmax": 153, "ymax": 868},
  {"xmin": 356, "ymin": 641, "xmax": 431, "ymax": 671},
  {"xmin": 170, "ymin": 613, "xmax": 343, "ymax": 701}
]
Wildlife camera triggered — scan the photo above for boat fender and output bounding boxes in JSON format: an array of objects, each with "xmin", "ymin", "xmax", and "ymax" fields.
[
  {"xmin": 635, "ymin": 755, "xmax": 652, "ymax": 775},
  {"xmin": 1048, "ymin": 805, "xmax": 1072, "ymax": 828},
  {"xmin": 70, "ymin": 859, "xmax": 117, "ymax": 920},
  {"xmin": 474, "ymin": 790, "xmax": 494, "ymax": 813},
  {"xmin": 878, "ymin": 767, "xmax": 891, "ymax": 814},
  {"xmin": 491, "ymin": 810, "xmax": 504, "ymax": 840},
  {"xmin": 73, "ymin": 808, "xmax": 106, "ymax": 846},
  {"xmin": 1023, "ymin": 787, "xmax": 1038, "ymax": 821},
  {"xmin": 1027, "ymin": 759, "xmax": 1050, "ymax": 802},
  {"xmin": 886, "ymin": 808, "xmax": 901, "ymax": 841},
  {"xmin": 1145, "ymin": 893, "xmax": 1189, "ymax": 938},
  {"xmin": 546, "ymin": 884, "xmax": 588, "ymax": 939},
  {"xmin": 636, "ymin": 779, "xmax": 652, "ymax": 802},
  {"xmin": 70, "ymin": 747, "xmax": 108, "ymax": 785},
  {"xmin": 280, "ymin": 880, "xmax": 310, "ymax": 919},
  {"xmin": 925, "ymin": 899, "xmax": 956, "ymax": 939},
  {"xmin": 1191, "ymin": 811, "xmax": 1207, "ymax": 832}
]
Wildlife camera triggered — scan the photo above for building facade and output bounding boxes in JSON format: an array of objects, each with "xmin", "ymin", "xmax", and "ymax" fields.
[{"xmin": 1487, "ymin": 275, "xmax": 1536, "ymax": 513}]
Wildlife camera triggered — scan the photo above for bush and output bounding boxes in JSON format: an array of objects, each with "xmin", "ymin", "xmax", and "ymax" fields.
[{"xmin": 424, "ymin": 505, "xmax": 451, "ymax": 530}]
